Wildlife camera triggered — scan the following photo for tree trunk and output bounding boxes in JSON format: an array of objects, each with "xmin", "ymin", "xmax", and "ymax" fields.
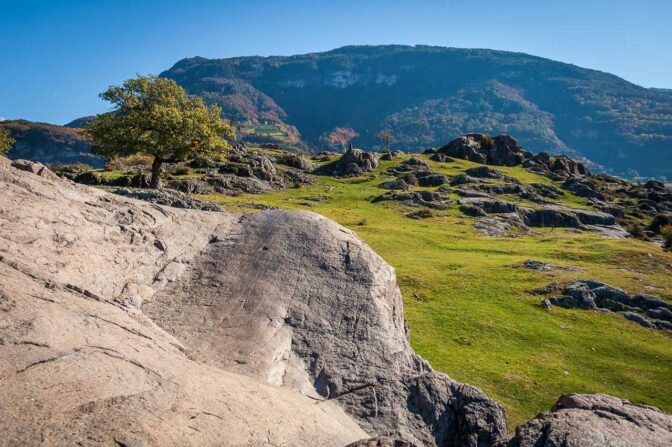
[{"xmin": 150, "ymin": 157, "xmax": 163, "ymax": 189}]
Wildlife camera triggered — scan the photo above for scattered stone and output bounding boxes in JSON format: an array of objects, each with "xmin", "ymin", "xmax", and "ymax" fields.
[
  {"xmin": 373, "ymin": 191, "xmax": 449, "ymax": 209},
  {"xmin": 429, "ymin": 153, "xmax": 453, "ymax": 163},
  {"xmin": 523, "ymin": 259, "xmax": 582, "ymax": 272},
  {"xmin": 274, "ymin": 153, "xmax": 316, "ymax": 171},
  {"xmin": 464, "ymin": 166, "xmax": 505, "ymax": 179},
  {"xmin": 167, "ymin": 178, "xmax": 215, "ymax": 195},
  {"xmin": 562, "ymin": 177, "xmax": 605, "ymax": 199},
  {"xmin": 449, "ymin": 174, "xmax": 479, "ymax": 186},
  {"xmin": 473, "ymin": 215, "xmax": 529, "ymax": 237},
  {"xmin": 540, "ymin": 299, "xmax": 553, "ymax": 310},
  {"xmin": 458, "ymin": 197, "xmax": 518, "ymax": 214},
  {"xmin": 380, "ymin": 178, "xmax": 411, "ymax": 191},
  {"xmin": 10, "ymin": 159, "xmax": 56, "ymax": 178},
  {"xmin": 414, "ymin": 171, "xmax": 448, "ymax": 187},
  {"xmin": 459, "ymin": 204, "xmax": 487, "ymax": 217},
  {"xmin": 548, "ymin": 280, "xmax": 672, "ymax": 330},
  {"xmin": 407, "ymin": 209, "xmax": 434, "ymax": 219}
]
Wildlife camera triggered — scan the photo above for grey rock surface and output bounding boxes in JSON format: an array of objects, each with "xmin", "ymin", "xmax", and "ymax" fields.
[
  {"xmin": 321, "ymin": 146, "xmax": 379, "ymax": 177},
  {"xmin": 145, "ymin": 210, "xmax": 508, "ymax": 447},
  {"xmin": 0, "ymin": 157, "xmax": 365, "ymax": 446},
  {"xmin": 438, "ymin": 134, "xmax": 530, "ymax": 167},
  {"xmin": 0, "ymin": 156, "xmax": 506, "ymax": 447},
  {"xmin": 549, "ymin": 280, "xmax": 672, "ymax": 330},
  {"xmin": 497, "ymin": 393, "xmax": 672, "ymax": 447}
]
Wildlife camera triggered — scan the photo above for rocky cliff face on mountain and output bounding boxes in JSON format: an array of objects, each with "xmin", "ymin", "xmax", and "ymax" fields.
[
  {"xmin": 161, "ymin": 45, "xmax": 672, "ymax": 178},
  {"xmin": 2, "ymin": 158, "xmax": 671, "ymax": 446}
]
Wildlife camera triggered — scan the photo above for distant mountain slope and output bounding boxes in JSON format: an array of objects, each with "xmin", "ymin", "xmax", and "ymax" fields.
[
  {"xmin": 0, "ymin": 119, "xmax": 102, "ymax": 168},
  {"xmin": 162, "ymin": 45, "xmax": 672, "ymax": 177}
]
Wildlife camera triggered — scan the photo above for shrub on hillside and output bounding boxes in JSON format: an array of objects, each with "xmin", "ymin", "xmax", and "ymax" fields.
[
  {"xmin": 399, "ymin": 172, "xmax": 419, "ymax": 186},
  {"xmin": 482, "ymin": 133, "xmax": 494, "ymax": 148},
  {"xmin": 170, "ymin": 165, "xmax": 191, "ymax": 175},
  {"xmin": 661, "ymin": 225, "xmax": 672, "ymax": 249},
  {"xmin": 626, "ymin": 222, "xmax": 647, "ymax": 240}
]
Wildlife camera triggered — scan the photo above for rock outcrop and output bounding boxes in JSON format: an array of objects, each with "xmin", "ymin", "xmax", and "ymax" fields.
[
  {"xmin": 0, "ymin": 157, "xmax": 505, "ymax": 446},
  {"xmin": 319, "ymin": 146, "xmax": 380, "ymax": 177},
  {"xmin": 498, "ymin": 393, "xmax": 672, "ymax": 447},
  {"xmin": 438, "ymin": 134, "xmax": 530, "ymax": 167},
  {"xmin": 547, "ymin": 280, "xmax": 672, "ymax": 330},
  {"xmin": 457, "ymin": 197, "xmax": 627, "ymax": 238}
]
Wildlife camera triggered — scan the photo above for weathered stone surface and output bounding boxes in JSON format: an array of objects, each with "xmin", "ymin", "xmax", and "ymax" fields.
[
  {"xmin": 415, "ymin": 170, "xmax": 448, "ymax": 187},
  {"xmin": 373, "ymin": 191, "xmax": 449, "ymax": 210},
  {"xmin": 562, "ymin": 177, "xmax": 605, "ymax": 200},
  {"xmin": 550, "ymin": 155, "xmax": 590, "ymax": 178},
  {"xmin": 10, "ymin": 159, "xmax": 56, "ymax": 178},
  {"xmin": 166, "ymin": 178, "xmax": 215, "ymax": 195},
  {"xmin": 430, "ymin": 153, "xmax": 453, "ymax": 163},
  {"xmin": 465, "ymin": 166, "xmax": 505, "ymax": 179},
  {"xmin": 497, "ymin": 393, "xmax": 672, "ymax": 447},
  {"xmin": 438, "ymin": 134, "xmax": 529, "ymax": 167},
  {"xmin": 548, "ymin": 280, "xmax": 672, "ymax": 330},
  {"xmin": 274, "ymin": 152, "xmax": 316, "ymax": 171},
  {"xmin": 438, "ymin": 135, "xmax": 488, "ymax": 164},
  {"xmin": 321, "ymin": 147, "xmax": 379, "ymax": 177},
  {"xmin": 380, "ymin": 178, "xmax": 412, "ymax": 190},
  {"xmin": 458, "ymin": 198, "xmax": 518, "ymax": 214},
  {"xmin": 522, "ymin": 259, "xmax": 581, "ymax": 272}
]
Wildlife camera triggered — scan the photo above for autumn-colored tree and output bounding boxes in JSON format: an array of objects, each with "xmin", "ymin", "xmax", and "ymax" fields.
[
  {"xmin": 376, "ymin": 130, "xmax": 394, "ymax": 150},
  {"xmin": 87, "ymin": 75, "xmax": 235, "ymax": 188},
  {"xmin": 320, "ymin": 127, "xmax": 359, "ymax": 151},
  {"xmin": 0, "ymin": 127, "xmax": 15, "ymax": 156}
]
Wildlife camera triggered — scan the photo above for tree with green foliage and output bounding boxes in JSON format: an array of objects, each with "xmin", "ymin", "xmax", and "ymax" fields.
[
  {"xmin": 87, "ymin": 75, "xmax": 235, "ymax": 188},
  {"xmin": 0, "ymin": 127, "xmax": 15, "ymax": 156}
]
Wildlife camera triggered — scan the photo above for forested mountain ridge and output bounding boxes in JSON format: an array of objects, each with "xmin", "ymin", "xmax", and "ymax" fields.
[{"xmin": 162, "ymin": 45, "xmax": 672, "ymax": 177}]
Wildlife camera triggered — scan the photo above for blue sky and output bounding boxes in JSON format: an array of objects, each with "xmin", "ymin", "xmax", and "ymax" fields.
[{"xmin": 1, "ymin": 0, "xmax": 670, "ymax": 124}]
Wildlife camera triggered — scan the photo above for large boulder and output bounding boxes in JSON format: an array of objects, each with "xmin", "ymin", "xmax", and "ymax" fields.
[
  {"xmin": 438, "ymin": 134, "xmax": 529, "ymax": 167},
  {"xmin": 318, "ymin": 146, "xmax": 379, "ymax": 177},
  {"xmin": 10, "ymin": 159, "xmax": 56, "ymax": 178},
  {"xmin": 498, "ymin": 393, "xmax": 672, "ymax": 447},
  {"xmin": 550, "ymin": 155, "xmax": 590, "ymax": 177},
  {"xmin": 562, "ymin": 177, "xmax": 605, "ymax": 199},
  {"xmin": 0, "ymin": 157, "xmax": 506, "ymax": 447},
  {"xmin": 437, "ymin": 135, "xmax": 488, "ymax": 164}
]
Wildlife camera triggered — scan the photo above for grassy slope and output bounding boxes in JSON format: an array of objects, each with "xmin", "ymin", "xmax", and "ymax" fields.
[{"xmin": 200, "ymin": 153, "xmax": 672, "ymax": 427}]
